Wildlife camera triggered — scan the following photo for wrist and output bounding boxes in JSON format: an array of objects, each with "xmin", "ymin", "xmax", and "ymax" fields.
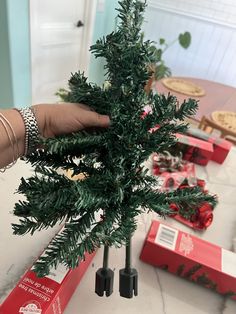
[
  {"xmin": 2, "ymin": 109, "xmax": 25, "ymax": 157},
  {"xmin": 32, "ymin": 104, "xmax": 51, "ymax": 138}
]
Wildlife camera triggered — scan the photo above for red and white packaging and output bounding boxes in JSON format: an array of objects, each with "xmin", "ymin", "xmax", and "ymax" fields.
[
  {"xmin": 151, "ymin": 155, "xmax": 214, "ymax": 230},
  {"xmin": 171, "ymin": 202, "xmax": 214, "ymax": 231},
  {"xmin": 140, "ymin": 220, "xmax": 236, "ymax": 299},
  {"xmin": 187, "ymin": 127, "xmax": 232, "ymax": 164},
  {"xmin": 152, "ymin": 156, "xmax": 197, "ymax": 191},
  {"xmin": 174, "ymin": 133, "xmax": 214, "ymax": 166},
  {"xmin": 0, "ymin": 249, "xmax": 96, "ymax": 314}
]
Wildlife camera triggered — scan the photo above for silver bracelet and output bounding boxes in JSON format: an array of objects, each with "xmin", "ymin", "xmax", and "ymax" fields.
[
  {"xmin": 0, "ymin": 113, "xmax": 19, "ymax": 172},
  {"xmin": 16, "ymin": 107, "xmax": 40, "ymax": 156}
]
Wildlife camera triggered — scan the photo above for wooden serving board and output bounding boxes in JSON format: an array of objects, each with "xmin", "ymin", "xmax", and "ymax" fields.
[{"xmin": 162, "ymin": 78, "xmax": 206, "ymax": 97}]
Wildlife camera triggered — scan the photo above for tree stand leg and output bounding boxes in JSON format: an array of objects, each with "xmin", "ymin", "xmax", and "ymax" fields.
[
  {"xmin": 119, "ymin": 237, "xmax": 138, "ymax": 298},
  {"xmin": 95, "ymin": 245, "xmax": 114, "ymax": 297}
]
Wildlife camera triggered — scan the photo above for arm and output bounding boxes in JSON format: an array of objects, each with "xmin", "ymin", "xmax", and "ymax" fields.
[
  {"xmin": 0, "ymin": 103, "xmax": 110, "ymax": 170},
  {"xmin": 0, "ymin": 109, "xmax": 25, "ymax": 169}
]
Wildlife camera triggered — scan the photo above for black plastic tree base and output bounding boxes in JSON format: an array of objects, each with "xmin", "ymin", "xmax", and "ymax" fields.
[
  {"xmin": 119, "ymin": 268, "xmax": 138, "ymax": 298},
  {"xmin": 95, "ymin": 268, "xmax": 114, "ymax": 297}
]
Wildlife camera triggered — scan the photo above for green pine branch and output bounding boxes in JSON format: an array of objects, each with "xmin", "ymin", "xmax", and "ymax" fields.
[{"xmin": 132, "ymin": 186, "xmax": 217, "ymax": 219}]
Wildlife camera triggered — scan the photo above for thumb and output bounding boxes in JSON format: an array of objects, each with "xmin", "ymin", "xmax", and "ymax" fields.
[{"xmin": 89, "ymin": 112, "xmax": 110, "ymax": 128}]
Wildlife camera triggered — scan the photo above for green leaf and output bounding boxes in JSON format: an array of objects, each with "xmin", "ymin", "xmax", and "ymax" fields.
[
  {"xmin": 155, "ymin": 48, "xmax": 162, "ymax": 60},
  {"xmin": 159, "ymin": 38, "xmax": 165, "ymax": 45},
  {"xmin": 178, "ymin": 32, "xmax": 191, "ymax": 49},
  {"xmin": 153, "ymin": 62, "xmax": 171, "ymax": 80}
]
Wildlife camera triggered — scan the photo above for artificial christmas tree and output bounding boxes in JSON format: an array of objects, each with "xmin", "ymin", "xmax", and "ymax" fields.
[{"xmin": 12, "ymin": 0, "xmax": 216, "ymax": 298}]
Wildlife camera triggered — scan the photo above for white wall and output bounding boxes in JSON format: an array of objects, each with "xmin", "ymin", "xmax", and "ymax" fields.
[{"xmin": 144, "ymin": 0, "xmax": 236, "ymax": 87}]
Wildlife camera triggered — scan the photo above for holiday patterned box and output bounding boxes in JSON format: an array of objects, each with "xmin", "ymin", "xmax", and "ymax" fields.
[
  {"xmin": 140, "ymin": 220, "xmax": 236, "ymax": 299},
  {"xmin": 171, "ymin": 202, "xmax": 214, "ymax": 231},
  {"xmin": 174, "ymin": 133, "xmax": 214, "ymax": 166},
  {"xmin": 0, "ymin": 249, "xmax": 96, "ymax": 314},
  {"xmin": 152, "ymin": 153, "xmax": 197, "ymax": 190},
  {"xmin": 187, "ymin": 127, "xmax": 232, "ymax": 164}
]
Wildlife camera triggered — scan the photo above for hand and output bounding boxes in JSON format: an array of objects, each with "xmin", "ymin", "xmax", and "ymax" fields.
[{"xmin": 33, "ymin": 103, "xmax": 110, "ymax": 138}]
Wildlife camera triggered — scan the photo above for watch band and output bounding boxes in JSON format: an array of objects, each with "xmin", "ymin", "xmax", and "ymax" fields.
[{"xmin": 16, "ymin": 107, "xmax": 40, "ymax": 156}]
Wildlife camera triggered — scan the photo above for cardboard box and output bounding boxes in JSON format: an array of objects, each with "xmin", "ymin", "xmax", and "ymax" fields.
[
  {"xmin": 187, "ymin": 128, "xmax": 232, "ymax": 164},
  {"xmin": 0, "ymin": 250, "xmax": 96, "ymax": 314},
  {"xmin": 173, "ymin": 133, "xmax": 214, "ymax": 166},
  {"xmin": 140, "ymin": 220, "xmax": 236, "ymax": 299}
]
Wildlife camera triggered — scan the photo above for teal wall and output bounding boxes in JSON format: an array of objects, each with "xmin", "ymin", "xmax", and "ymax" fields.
[
  {"xmin": 0, "ymin": 0, "xmax": 13, "ymax": 108},
  {"xmin": 89, "ymin": 0, "xmax": 119, "ymax": 86},
  {"xmin": 7, "ymin": 0, "xmax": 31, "ymax": 108},
  {"xmin": 0, "ymin": 0, "xmax": 31, "ymax": 108}
]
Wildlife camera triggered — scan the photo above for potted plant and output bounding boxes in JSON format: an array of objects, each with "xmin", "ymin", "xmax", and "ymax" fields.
[{"xmin": 145, "ymin": 31, "xmax": 191, "ymax": 93}]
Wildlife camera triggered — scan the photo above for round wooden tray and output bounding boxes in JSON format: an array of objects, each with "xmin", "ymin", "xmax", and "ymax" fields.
[
  {"xmin": 211, "ymin": 111, "xmax": 236, "ymax": 133},
  {"xmin": 161, "ymin": 78, "xmax": 206, "ymax": 97}
]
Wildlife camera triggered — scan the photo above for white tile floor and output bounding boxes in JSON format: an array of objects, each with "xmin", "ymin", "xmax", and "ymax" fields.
[{"xmin": 0, "ymin": 147, "xmax": 236, "ymax": 313}]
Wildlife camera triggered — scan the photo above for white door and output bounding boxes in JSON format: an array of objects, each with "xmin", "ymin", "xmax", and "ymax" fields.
[{"xmin": 30, "ymin": 0, "xmax": 96, "ymax": 104}]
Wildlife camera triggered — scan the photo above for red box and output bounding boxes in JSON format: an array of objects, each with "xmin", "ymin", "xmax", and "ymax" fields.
[
  {"xmin": 187, "ymin": 128, "xmax": 232, "ymax": 164},
  {"xmin": 152, "ymin": 155, "xmax": 197, "ymax": 190},
  {"xmin": 175, "ymin": 133, "xmax": 214, "ymax": 166},
  {"xmin": 0, "ymin": 250, "xmax": 96, "ymax": 314},
  {"xmin": 140, "ymin": 220, "xmax": 236, "ymax": 299}
]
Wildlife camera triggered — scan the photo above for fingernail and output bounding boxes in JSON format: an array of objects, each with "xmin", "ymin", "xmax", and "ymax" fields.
[{"xmin": 103, "ymin": 115, "xmax": 111, "ymax": 126}]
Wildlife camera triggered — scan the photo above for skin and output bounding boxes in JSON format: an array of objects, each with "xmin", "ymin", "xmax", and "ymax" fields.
[{"xmin": 0, "ymin": 103, "xmax": 110, "ymax": 169}]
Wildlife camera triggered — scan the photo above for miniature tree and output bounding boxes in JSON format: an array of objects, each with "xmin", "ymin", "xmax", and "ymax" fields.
[{"xmin": 12, "ymin": 0, "xmax": 216, "ymax": 298}]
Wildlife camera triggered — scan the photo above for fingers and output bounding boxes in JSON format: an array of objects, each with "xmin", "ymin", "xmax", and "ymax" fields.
[
  {"xmin": 70, "ymin": 103, "xmax": 110, "ymax": 128},
  {"xmin": 74, "ymin": 103, "xmax": 92, "ymax": 112},
  {"xmin": 88, "ymin": 111, "xmax": 110, "ymax": 128},
  {"xmin": 60, "ymin": 102, "xmax": 92, "ymax": 112},
  {"xmin": 65, "ymin": 103, "xmax": 110, "ymax": 127}
]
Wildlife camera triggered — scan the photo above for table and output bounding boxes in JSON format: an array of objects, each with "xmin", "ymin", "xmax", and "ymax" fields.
[
  {"xmin": 211, "ymin": 111, "xmax": 236, "ymax": 137},
  {"xmin": 1, "ymin": 153, "xmax": 236, "ymax": 313},
  {"xmin": 154, "ymin": 77, "xmax": 236, "ymax": 122}
]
